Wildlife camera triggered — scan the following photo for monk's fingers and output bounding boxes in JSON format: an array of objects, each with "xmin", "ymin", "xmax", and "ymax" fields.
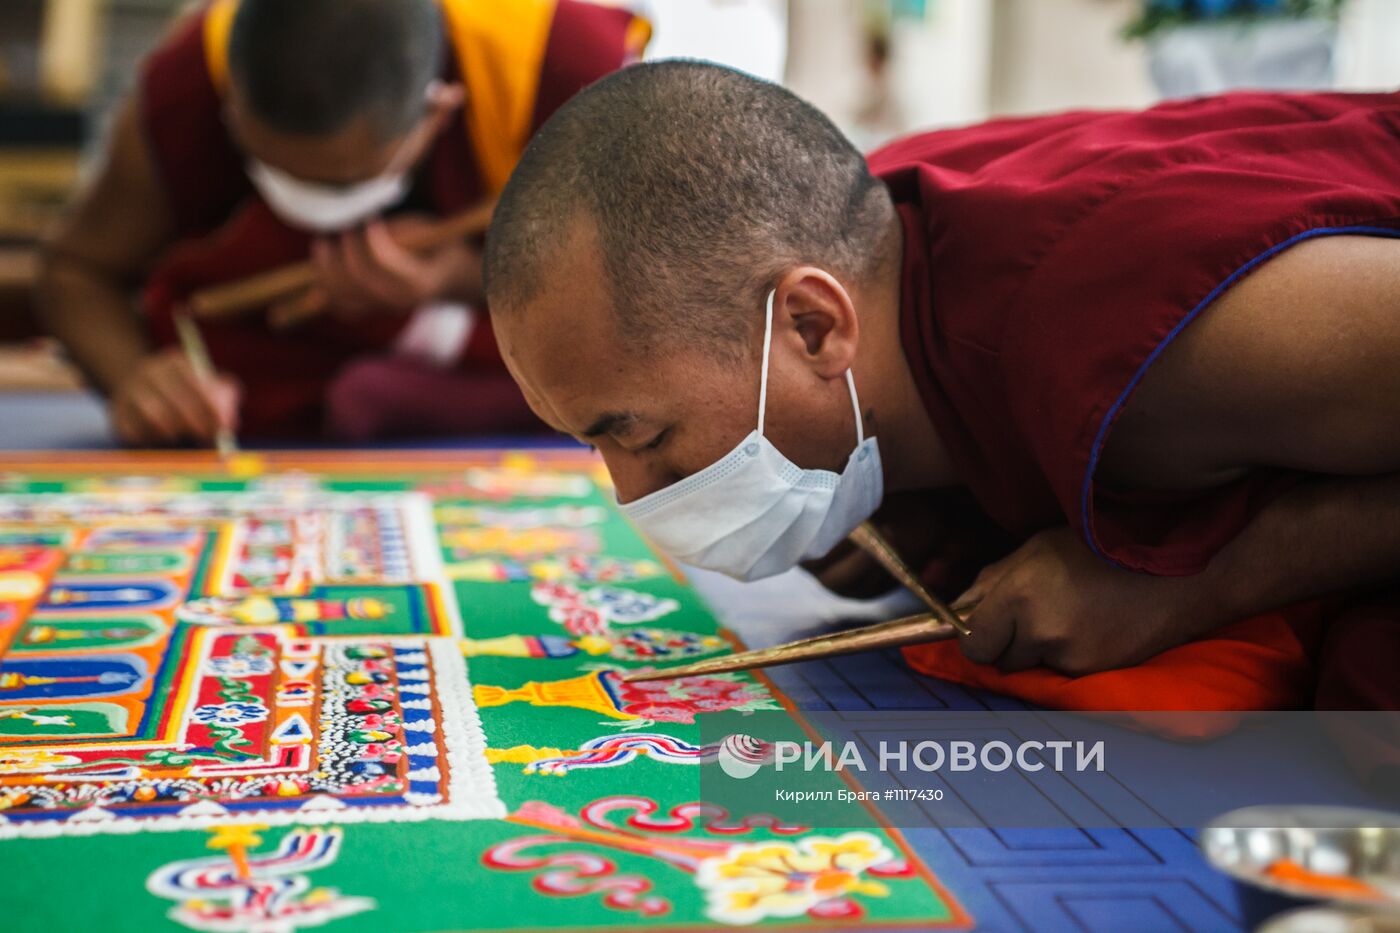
[
  {"xmin": 958, "ymin": 587, "xmax": 1020, "ymax": 665},
  {"xmin": 119, "ymin": 387, "xmax": 183, "ymax": 446},
  {"xmin": 338, "ymin": 227, "xmax": 418, "ymax": 308},
  {"xmin": 953, "ymin": 562, "xmax": 1007, "ymax": 613},
  {"xmin": 993, "ymin": 621, "xmax": 1048, "ymax": 673},
  {"xmin": 207, "ymin": 374, "xmax": 242, "ymax": 432},
  {"xmin": 110, "ymin": 354, "xmax": 197, "ymax": 445},
  {"xmin": 364, "ymin": 220, "xmax": 433, "ymax": 286},
  {"xmin": 109, "ymin": 398, "xmax": 146, "ymax": 447},
  {"xmin": 148, "ymin": 355, "xmax": 221, "ymax": 441},
  {"xmin": 312, "ymin": 237, "xmax": 372, "ymax": 313}
]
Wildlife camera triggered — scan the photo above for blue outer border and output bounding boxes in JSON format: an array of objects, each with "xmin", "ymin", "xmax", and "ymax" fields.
[{"xmin": 1079, "ymin": 224, "xmax": 1400, "ymax": 565}]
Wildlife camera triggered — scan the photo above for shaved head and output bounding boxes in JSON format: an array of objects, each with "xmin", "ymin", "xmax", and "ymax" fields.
[
  {"xmin": 485, "ymin": 61, "xmax": 909, "ymax": 513},
  {"xmin": 229, "ymin": 0, "xmax": 442, "ymax": 142},
  {"xmin": 483, "ymin": 60, "xmax": 897, "ymax": 353}
]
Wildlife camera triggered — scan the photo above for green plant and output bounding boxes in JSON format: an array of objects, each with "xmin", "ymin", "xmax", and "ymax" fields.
[{"xmin": 1124, "ymin": 0, "xmax": 1345, "ymax": 41}]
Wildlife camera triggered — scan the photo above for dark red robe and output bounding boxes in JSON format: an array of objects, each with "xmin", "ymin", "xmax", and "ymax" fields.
[
  {"xmin": 137, "ymin": 0, "xmax": 646, "ymax": 438},
  {"xmin": 869, "ymin": 91, "xmax": 1400, "ymax": 713}
]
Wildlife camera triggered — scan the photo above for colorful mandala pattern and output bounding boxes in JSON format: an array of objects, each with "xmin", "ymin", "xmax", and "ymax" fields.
[
  {"xmin": 0, "ymin": 628, "xmax": 502, "ymax": 836},
  {"xmin": 486, "ymin": 797, "xmax": 921, "ymax": 924},
  {"xmin": 0, "ymin": 458, "xmax": 964, "ymax": 931}
]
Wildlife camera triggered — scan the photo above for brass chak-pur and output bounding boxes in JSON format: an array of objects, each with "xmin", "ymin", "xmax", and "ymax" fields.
[{"xmin": 622, "ymin": 522, "xmax": 975, "ymax": 683}]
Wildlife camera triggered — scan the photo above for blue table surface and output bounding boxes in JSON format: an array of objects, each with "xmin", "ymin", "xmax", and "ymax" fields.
[
  {"xmin": 701, "ymin": 569, "xmax": 1254, "ymax": 933},
  {"xmin": 2, "ymin": 389, "xmax": 1391, "ymax": 932}
]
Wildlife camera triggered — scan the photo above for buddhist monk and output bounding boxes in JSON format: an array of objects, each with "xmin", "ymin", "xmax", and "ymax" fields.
[
  {"xmin": 483, "ymin": 61, "xmax": 1400, "ymax": 709},
  {"xmin": 38, "ymin": 0, "xmax": 648, "ymax": 444}
]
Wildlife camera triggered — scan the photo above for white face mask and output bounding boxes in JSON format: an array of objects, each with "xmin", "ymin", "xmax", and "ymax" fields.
[
  {"xmin": 238, "ymin": 80, "xmax": 446, "ymax": 232},
  {"xmin": 620, "ymin": 290, "xmax": 884, "ymax": 581},
  {"xmin": 247, "ymin": 154, "xmax": 410, "ymax": 233}
]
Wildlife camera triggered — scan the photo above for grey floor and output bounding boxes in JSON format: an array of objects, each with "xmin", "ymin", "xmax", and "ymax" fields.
[{"xmin": 0, "ymin": 390, "xmax": 113, "ymax": 449}]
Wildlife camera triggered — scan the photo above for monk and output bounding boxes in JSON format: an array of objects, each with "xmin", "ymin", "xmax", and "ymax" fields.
[
  {"xmin": 37, "ymin": 0, "xmax": 648, "ymax": 444},
  {"xmin": 482, "ymin": 61, "xmax": 1400, "ymax": 709}
]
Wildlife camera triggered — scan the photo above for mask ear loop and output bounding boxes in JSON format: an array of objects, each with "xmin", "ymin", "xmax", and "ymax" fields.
[
  {"xmin": 845, "ymin": 369, "xmax": 865, "ymax": 446},
  {"xmin": 760, "ymin": 288, "xmax": 867, "ymax": 447},
  {"xmin": 757, "ymin": 289, "xmax": 775, "ymax": 437}
]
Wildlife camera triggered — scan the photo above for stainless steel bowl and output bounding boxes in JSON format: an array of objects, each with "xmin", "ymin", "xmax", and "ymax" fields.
[
  {"xmin": 1258, "ymin": 906, "xmax": 1400, "ymax": 933},
  {"xmin": 1202, "ymin": 806, "xmax": 1400, "ymax": 914}
]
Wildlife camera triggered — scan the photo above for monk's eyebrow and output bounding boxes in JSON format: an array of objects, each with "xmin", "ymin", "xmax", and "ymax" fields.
[{"xmin": 582, "ymin": 412, "xmax": 637, "ymax": 439}]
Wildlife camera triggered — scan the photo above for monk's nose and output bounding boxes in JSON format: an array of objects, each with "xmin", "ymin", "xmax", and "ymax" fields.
[{"xmin": 605, "ymin": 453, "xmax": 677, "ymax": 505}]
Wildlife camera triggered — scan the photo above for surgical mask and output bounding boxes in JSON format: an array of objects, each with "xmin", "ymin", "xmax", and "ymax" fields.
[
  {"xmin": 620, "ymin": 290, "xmax": 884, "ymax": 581},
  {"xmin": 237, "ymin": 80, "xmax": 443, "ymax": 232},
  {"xmin": 247, "ymin": 158, "xmax": 410, "ymax": 232}
]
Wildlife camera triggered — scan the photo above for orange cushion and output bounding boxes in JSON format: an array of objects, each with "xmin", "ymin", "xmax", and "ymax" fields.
[{"xmin": 901, "ymin": 604, "xmax": 1327, "ymax": 739}]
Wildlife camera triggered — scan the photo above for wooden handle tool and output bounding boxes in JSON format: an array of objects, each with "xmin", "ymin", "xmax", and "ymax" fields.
[
  {"xmin": 849, "ymin": 521, "xmax": 974, "ymax": 636},
  {"xmin": 173, "ymin": 312, "xmax": 238, "ymax": 458},
  {"xmin": 620, "ymin": 608, "xmax": 970, "ymax": 683},
  {"xmin": 188, "ymin": 199, "xmax": 497, "ymax": 321},
  {"xmin": 621, "ymin": 522, "xmax": 979, "ymax": 683}
]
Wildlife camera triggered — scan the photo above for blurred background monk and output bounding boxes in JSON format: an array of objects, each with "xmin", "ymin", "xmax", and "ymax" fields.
[
  {"xmin": 482, "ymin": 62, "xmax": 1400, "ymax": 711},
  {"xmin": 36, "ymin": 0, "xmax": 648, "ymax": 446}
]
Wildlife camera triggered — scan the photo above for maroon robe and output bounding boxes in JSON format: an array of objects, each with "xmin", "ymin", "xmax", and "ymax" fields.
[{"xmin": 869, "ymin": 91, "xmax": 1400, "ymax": 711}]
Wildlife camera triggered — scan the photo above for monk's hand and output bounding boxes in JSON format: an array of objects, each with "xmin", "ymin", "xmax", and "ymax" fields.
[
  {"xmin": 109, "ymin": 347, "xmax": 240, "ymax": 447},
  {"xmin": 271, "ymin": 215, "xmax": 483, "ymax": 327},
  {"xmin": 954, "ymin": 527, "xmax": 1220, "ymax": 676}
]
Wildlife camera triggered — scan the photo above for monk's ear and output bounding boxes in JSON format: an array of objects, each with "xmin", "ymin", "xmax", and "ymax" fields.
[
  {"xmin": 774, "ymin": 268, "xmax": 859, "ymax": 380},
  {"xmin": 427, "ymin": 80, "xmax": 466, "ymax": 112},
  {"xmin": 422, "ymin": 81, "xmax": 465, "ymax": 133},
  {"xmin": 399, "ymin": 82, "xmax": 464, "ymax": 159}
]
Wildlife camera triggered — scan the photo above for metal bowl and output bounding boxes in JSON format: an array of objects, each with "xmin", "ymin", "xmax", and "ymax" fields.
[
  {"xmin": 1201, "ymin": 805, "xmax": 1400, "ymax": 924},
  {"xmin": 1258, "ymin": 906, "xmax": 1400, "ymax": 933}
]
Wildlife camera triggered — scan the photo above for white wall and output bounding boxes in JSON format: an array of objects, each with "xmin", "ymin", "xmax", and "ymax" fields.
[
  {"xmin": 893, "ymin": 0, "xmax": 995, "ymax": 129},
  {"xmin": 643, "ymin": 0, "xmax": 789, "ymax": 83},
  {"xmin": 988, "ymin": 0, "xmax": 1154, "ymax": 117},
  {"xmin": 984, "ymin": 0, "xmax": 1399, "ymax": 119},
  {"xmin": 787, "ymin": 0, "xmax": 994, "ymax": 145},
  {"xmin": 785, "ymin": 0, "xmax": 867, "ymax": 127},
  {"xmin": 784, "ymin": 0, "xmax": 1399, "ymax": 145},
  {"xmin": 1338, "ymin": 0, "xmax": 1400, "ymax": 89}
]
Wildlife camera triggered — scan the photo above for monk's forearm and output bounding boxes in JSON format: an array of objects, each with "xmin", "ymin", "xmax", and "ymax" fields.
[
  {"xmin": 36, "ymin": 252, "xmax": 151, "ymax": 394},
  {"xmin": 1195, "ymin": 473, "xmax": 1400, "ymax": 622}
]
